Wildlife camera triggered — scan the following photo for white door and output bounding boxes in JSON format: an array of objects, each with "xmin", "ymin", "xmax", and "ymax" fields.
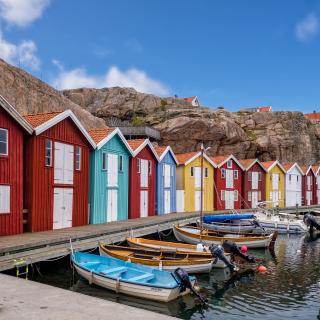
[
  {"xmin": 226, "ymin": 170, "xmax": 234, "ymax": 188},
  {"xmin": 272, "ymin": 174, "xmax": 279, "ymax": 190},
  {"xmin": 53, "ymin": 188, "xmax": 73, "ymax": 229},
  {"xmin": 195, "ymin": 190, "xmax": 202, "ymax": 211},
  {"xmin": 252, "ymin": 172, "xmax": 258, "ymax": 190},
  {"xmin": 164, "ymin": 164, "xmax": 171, "ymax": 188},
  {"xmin": 107, "ymin": 154, "xmax": 118, "ymax": 187},
  {"xmin": 176, "ymin": 190, "xmax": 184, "ymax": 212},
  {"xmin": 164, "ymin": 190, "xmax": 171, "ymax": 214},
  {"xmin": 307, "ymin": 176, "xmax": 311, "ymax": 190},
  {"xmin": 107, "ymin": 189, "xmax": 118, "ymax": 222},
  {"xmin": 0, "ymin": 185, "xmax": 10, "ymax": 214},
  {"xmin": 251, "ymin": 191, "xmax": 258, "ymax": 208},
  {"xmin": 54, "ymin": 142, "xmax": 74, "ymax": 184},
  {"xmin": 225, "ymin": 191, "xmax": 234, "ymax": 210},
  {"xmin": 195, "ymin": 167, "xmax": 201, "ymax": 188},
  {"xmin": 140, "ymin": 190, "xmax": 148, "ymax": 217},
  {"xmin": 272, "ymin": 191, "xmax": 279, "ymax": 206},
  {"xmin": 140, "ymin": 160, "xmax": 148, "ymax": 188},
  {"xmin": 306, "ymin": 191, "xmax": 312, "ymax": 205}
]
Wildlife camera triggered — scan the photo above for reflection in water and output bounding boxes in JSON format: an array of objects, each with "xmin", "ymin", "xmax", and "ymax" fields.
[{"xmin": 30, "ymin": 234, "xmax": 320, "ymax": 320}]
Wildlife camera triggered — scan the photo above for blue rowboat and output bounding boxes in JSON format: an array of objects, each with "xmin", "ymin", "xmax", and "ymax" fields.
[
  {"xmin": 71, "ymin": 251, "xmax": 196, "ymax": 302},
  {"xmin": 203, "ymin": 214, "xmax": 255, "ymax": 223}
]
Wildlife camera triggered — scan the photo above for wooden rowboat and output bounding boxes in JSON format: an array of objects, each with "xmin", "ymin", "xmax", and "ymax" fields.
[
  {"xmin": 71, "ymin": 251, "xmax": 196, "ymax": 302},
  {"xmin": 173, "ymin": 225, "xmax": 276, "ymax": 249},
  {"xmin": 99, "ymin": 243, "xmax": 214, "ymax": 273},
  {"xmin": 126, "ymin": 237, "xmax": 230, "ymax": 269}
]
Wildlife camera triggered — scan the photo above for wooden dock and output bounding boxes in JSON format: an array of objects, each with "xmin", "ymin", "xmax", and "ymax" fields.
[{"xmin": 0, "ymin": 205, "xmax": 318, "ymax": 272}]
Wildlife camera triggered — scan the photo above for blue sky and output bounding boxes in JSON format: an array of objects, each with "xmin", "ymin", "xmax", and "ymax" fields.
[{"xmin": 0, "ymin": 0, "xmax": 320, "ymax": 112}]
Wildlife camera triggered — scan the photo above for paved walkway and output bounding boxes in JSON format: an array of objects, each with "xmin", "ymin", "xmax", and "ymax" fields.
[{"xmin": 0, "ymin": 274, "xmax": 176, "ymax": 320}]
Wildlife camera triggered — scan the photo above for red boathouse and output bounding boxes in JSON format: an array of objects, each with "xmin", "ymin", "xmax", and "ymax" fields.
[
  {"xmin": 239, "ymin": 159, "xmax": 266, "ymax": 209},
  {"xmin": 127, "ymin": 139, "xmax": 159, "ymax": 219},
  {"xmin": 301, "ymin": 165, "xmax": 316, "ymax": 206},
  {"xmin": 212, "ymin": 155, "xmax": 244, "ymax": 210},
  {"xmin": 23, "ymin": 110, "xmax": 96, "ymax": 232},
  {"xmin": 0, "ymin": 96, "xmax": 33, "ymax": 236}
]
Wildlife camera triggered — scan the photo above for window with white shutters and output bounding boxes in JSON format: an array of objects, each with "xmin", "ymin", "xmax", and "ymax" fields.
[
  {"xmin": 0, "ymin": 128, "xmax": 8, "ymax": 156},
  {"xmin": 252, "ymin": 172, "xmax": 258, "ymax": 190},
  {"xmin": 164, "ymin": 164, "xmax": 171, "ymax": 188},
  {"xmin": 221, "ymin": 190, "xmax": 225, "ymax": 201},
  {"xmin": 226, "ymin": 170, "xmax": 234, "ymax": 188},
  {"xmin": 140, "ymin": 159, "xmax": 148, "ymax": 187},
  {"xmin": 75, "ymin": 146, "xmax": 81, "ymax": 171},
  {"xmin": 107, "ymin": 154, "xmax": 118, "ymax": 187},
  {"xmin": 272, "ymin": 173, "xmax": 279, "ymax": 190},
  {"xmin": 45, "ymin": 139, "xmax": 52, "ymax": 166},
  {"xmin": 0, "ymin": 185, "xmax": 10, "ymax": 214},
  {"xmin": 195, "ymin": 167, "xmax": 201, "ymax": 188},
  {"xmin": 234, "ymin": 170, "xmax": 238, "ymax": 179}
]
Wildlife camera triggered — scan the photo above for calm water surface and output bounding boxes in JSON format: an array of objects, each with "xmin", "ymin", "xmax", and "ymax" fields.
[{"xmin": 30, "ymin": 234, "xmax": 320, "ymax": 319}]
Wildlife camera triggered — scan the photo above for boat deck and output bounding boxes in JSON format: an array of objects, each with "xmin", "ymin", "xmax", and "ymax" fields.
[{"xmin": 0, "ymin": 205, "xmax": 318, "ymax": 272}]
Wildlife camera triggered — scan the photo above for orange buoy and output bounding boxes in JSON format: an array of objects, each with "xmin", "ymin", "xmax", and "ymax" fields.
[{"xmin": 257, "ymin": 265, "xmax": 267, "ymax": 272}]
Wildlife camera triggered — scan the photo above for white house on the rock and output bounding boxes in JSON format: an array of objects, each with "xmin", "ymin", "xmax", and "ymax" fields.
[
  {"xmin": 184, "ymin": 96, "xmax": 200, "ymax": 107},
  {"xmin": 283, "ymin": 162, "xmax": 303, "ymax": 207}
]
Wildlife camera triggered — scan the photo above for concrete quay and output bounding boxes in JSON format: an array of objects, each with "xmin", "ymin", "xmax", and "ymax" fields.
[{"xmin": 0, "ymin": 274, "xmax": 176, "ymax": 320}]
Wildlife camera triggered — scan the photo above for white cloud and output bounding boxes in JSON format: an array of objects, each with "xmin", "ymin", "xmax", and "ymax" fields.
[
  {"xmin": 52, "ymin": 65, "xmax": 170, "ymax": 95},
  {"xmin": 0, "ymin": 0, "xmax": 50, "ymax": 27},
  {"xmin": 295, "ymin": 13, "xmax": 319, "ymax": 42},
  {"xmin": 0, "ymin": 31, "xmax": 40, "ymax": 69}
]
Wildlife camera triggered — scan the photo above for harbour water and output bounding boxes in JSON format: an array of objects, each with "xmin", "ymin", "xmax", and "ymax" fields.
[{"xmin": 24, "ymin": 233, "xmax": 320, "ymax": 320}]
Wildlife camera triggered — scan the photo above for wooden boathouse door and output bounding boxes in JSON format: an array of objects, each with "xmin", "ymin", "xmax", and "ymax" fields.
[
  {"xmin": 164, "ymin": 164, "xmax": 171, "ymax": 214},
  {"xmin": 164, "ymin": 190, "xmax": 171, "ymax": 214},
  {"xmin": 225, "ymin": 191, "xmax": 234, "ymax": 210},
  {"xmin": 53, "ymin": 188, "xmax": 73, "ymax": 229},
  {"xmin": 140, "ymin": 190, "xmax": 148, "ymax": 217},
  {"xmin": 107, "ymin": 154, "xmax": 118, "ymax": 222},
  {"xmin": 251, "ymin": 191, "xmax": 258, "ymax": 208}
]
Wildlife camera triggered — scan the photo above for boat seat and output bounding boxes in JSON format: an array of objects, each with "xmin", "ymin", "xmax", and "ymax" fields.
[
  {"xmin": 129, "ymin": 273, "xmax": 155, "ymax": 282},
  {"xmin": 102, "ymin": 266, "xmax": 128, "ymax": 274}
]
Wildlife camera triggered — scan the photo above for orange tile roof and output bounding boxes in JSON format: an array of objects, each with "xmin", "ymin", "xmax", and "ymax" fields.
[
  {"xmin": 176, "ymin": 152, "xmax": 199, "ymax": 165},
  {"xmin": 23, "ymin": 111, "xmax": 62, "ymax": 128},
  {"xmin": 261, "ymin": 161, "xmax": 277, "ymax": 170},
  {"xmin": 305, "ymin": 113, "xmax": 320, "ymax": 120},
  {"xmin": 239, "ymin": 159, "xmax": 256, "ymax": 169},
  {"xmin": 300, "ymin": 165, "xmax": 309, "ymax": 174},
  {"xmin": 312, "ymin": 165, "xmax": 319, "ymax": 174},
  {"xmin": 211, "ymin": 155, "xmax": 230, "ymax": 165},
  {"xmin": 153, "ymin": 145, "xmax": 168, "ymax": 158},
  {"xmin": 184, "ymin": 96, "xmax": 196, "ymax": 103},
  {"xmin": 127, "ymin": 139, "xmax": 146, "ymax": 152},
  {"xmin": 88, "ymin": 127, "xmax": 115, "ymax": 144},
  {"xmin": 282, "ymin": 162, "xmax": 296, "ymax": 172}
]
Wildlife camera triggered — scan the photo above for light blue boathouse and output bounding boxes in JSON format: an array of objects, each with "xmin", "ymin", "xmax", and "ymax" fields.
[
  {"xmin": 89, "ymin": 128, "xmax": 133, "ymax": 224},
  {"xmin": 154, "ymin": 145, "xmax": 178, "ymax": 215}
]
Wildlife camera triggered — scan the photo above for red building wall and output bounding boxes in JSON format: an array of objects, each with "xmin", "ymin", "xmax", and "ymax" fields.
[
  {"xmin": 128, "ymin": 146, "xmax": 157, "ymax": 219},
  {"xmin": 24, "ymin": 118, "xmax": 90, "ymax": 232},
  {"xmin": 214, "ymin": 160, "xmax": 242, "ymax": 210},
  {"xmin": 302, "ymin": 171, "xmax": 316, "ymax": 206},
  {"xmin": 242, "ymin": 163, "xmax": 266, "ymax": 209},
  {"xmin": 0, "ymin": 108, "xmax": 24, "ymax": 235}
]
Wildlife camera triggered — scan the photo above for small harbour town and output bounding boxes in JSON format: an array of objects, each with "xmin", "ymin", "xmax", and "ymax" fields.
[{"xmin": 0, "ymin": 1, "xmax": 320, "ymax": 320}]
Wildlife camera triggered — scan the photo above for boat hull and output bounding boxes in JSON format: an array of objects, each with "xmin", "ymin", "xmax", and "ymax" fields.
[
  {"xmin": 73, "ymin": 263, "xmax": 189, "ymax": 302},
  {"xmin": 173, "ymin": 226, "xmax": 273, "ymax": 249},
  {"xmin": 198, "ymin": 220, "xmax": 256, "ymax": 233}
]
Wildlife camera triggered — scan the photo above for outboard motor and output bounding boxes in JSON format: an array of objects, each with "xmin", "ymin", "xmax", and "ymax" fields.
[
  {"xmin": 222, "ymin": 240, "xmax": 256, "ymax": 263},
  {"xmin": 252, "ymin": 218, "xmax": 265, "ymax": 232},
  {"xmin": 173, "ymin": 268, "xmax": 207, "ymax": 304},
  {"xmin": 304, "ymin": 213, "xmax": 320, "ymax": 231},
  {"xmin": 209, "ymin": 244, "xmax": 239, "ymax": 271}
]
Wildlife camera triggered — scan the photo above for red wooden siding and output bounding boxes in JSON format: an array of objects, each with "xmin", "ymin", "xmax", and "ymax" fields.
[
  {"xmin": 0, "ymin": 107, "xmax": 24, "ymax": 235},
  {"xmin": 242, "ymin": 163, "xmax": 266, "ymax": 209},
  {"xmin": 302, "ymin": 171, "xmax": 316, "ymax": 205},
  {"xmin": 214, "ymin": 160, "xmax": 243, "ymax": 210},
  {"xmin": 128, "ymin": 145, "xmax": 157, "ymax": 219},
  {"xmin": 24, "ymin": 118, "xmax": 90, "ymax": 232}
]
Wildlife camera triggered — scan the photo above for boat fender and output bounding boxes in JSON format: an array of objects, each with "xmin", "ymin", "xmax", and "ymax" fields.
[
  {"xmin": 257, "ymin": 265, "xmax": 267, "ymax": 272},
  {"xmin": 222, "ymin": 241, "xmax": 256, "ymax": 263},
  {"xmin": 173, "ymin": 268, "xmax": 207, "ymax": 304},
  {"xmin": 209, "ymin": 244, "xmax": 239, "ymax": 271}
]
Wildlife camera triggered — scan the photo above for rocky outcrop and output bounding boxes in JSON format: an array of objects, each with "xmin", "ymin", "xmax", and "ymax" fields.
[
  {"xmin": 0, "ymin": 59, "xmax": 105, "ymax": 129},
  {"xmin": 64, "ymin": 87, "xmax": 320, "ymax": 165}
]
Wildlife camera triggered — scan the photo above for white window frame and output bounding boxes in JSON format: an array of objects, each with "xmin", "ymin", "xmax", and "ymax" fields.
[
  {"xmin": 227, "ymin": 160, "xmax": 232, "ymax": 168},
  {"xmin": 137, "ymin": 158, "xmax": 141, "ymax": 173},
  {"xmin": 0, "ymin": 128, "xmax": 8, "ymax": 156},
  {"xmin": 45, "ymin": 139, "xmax": 52, "ymax": 167},
  {"xmin": 0, "ymin": 185, "xmax": 10, "ymax": 214},
  {"xmin": 234, "ymin": 170, "xmax": 238, "ymax": 180},
  {"xmin": 75, "ymin": 146, "xmax": 81, "ymax": 171},
  {"xmin": 102, "ymin": 153, "xmax": 108, "ymax": 171},
  {"xmin": 119, "ymin": 155, "xmax": 123, "ymax": 172}
]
